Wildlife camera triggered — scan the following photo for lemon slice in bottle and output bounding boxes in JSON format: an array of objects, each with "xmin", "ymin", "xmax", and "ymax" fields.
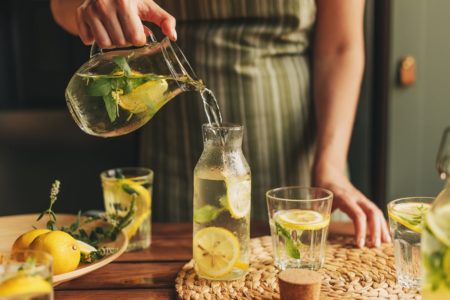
[
  {"xmin": 388, "ymin": 202, "xmax": 430, "ymax": 233},
  {"xmin": 119, "ymin": 79, "xmax": 168, "ymax": 113},
  {"xmin": 223, "ymin": 177, "xmax": 251, "ymax": 219},
  {"xmin": 116, "ymin": 179, "xmax": 151, "ymax": 239},
  {"xmin": 276, "ymin": 209, "xmax": 329, "ymax": 231},
  {"xmin": 193, "ymin": 227, "xmax": 240, "ymax": 278}
]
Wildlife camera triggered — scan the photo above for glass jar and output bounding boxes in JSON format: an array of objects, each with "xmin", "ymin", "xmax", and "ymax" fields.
[
  {"xmin": 422, "ymin": 127, "xmax": 450, "ymax": 299},
  {"xmin": 65, "ymin": 35, "xmax": 200, "ymax": 137},
  {"xmin": 192, "ymin": 124, "xmax": 251, "ymax": 280}
]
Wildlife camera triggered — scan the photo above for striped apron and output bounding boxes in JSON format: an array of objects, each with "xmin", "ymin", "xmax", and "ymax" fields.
[{"xmin": 140, "ymin": 0, "xmax": 317, "ymax": 221}]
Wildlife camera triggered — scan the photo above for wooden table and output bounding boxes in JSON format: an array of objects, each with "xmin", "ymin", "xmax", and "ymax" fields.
[
  {"xmin": 54, "ymin": 222, "xmax": 269, "ymax": 299},
  {"xmin": 55, "ymin": 221, "xmax": 353, "ymax": 300}
]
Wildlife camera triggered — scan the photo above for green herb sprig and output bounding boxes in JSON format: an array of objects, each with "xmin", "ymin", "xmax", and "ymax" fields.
[
  {"xmin": 85, "ymin": 56, "xmax": 156, "ymax": 123},
  {"xmin": 275, "ymin": 222, "xmax": 300, "ymax": 259},
  {"xmin": 36, "ymin": 180, "xmax": 61, "ymax": 230}
]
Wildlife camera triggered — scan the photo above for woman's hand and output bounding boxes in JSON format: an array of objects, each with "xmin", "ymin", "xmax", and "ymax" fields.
[
  {"xmin": 51, "ymin": 0, "xmax": 176, "ymax": 48},
  {"xmin": 314, "ymin": 162, "xmax": 391, "ymax": 248}
]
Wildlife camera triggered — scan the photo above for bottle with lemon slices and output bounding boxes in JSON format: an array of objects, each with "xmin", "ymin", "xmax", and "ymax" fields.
[
  {"xmin": 193, "ymin": 124, "xmax": 251, "ymax": 281},
  {"xmin": 422, "ymin": 128, "xmax": 450, "ymax": 299},
  {"xmin": 101, "ymin": 168, "xmax": 153, "ymax": 251}
]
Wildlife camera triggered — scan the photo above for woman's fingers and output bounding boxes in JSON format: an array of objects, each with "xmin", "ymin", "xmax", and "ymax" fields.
[
  {"xmin": 76, "ymin": 4, "xmax": 94, "ymax": 45},
  {"xmin": 359, "ymin": 199, "xmax": 381, "ymax": 247},
  {"xmin": 380, "ymin": 210, "xmax": 392, "ymax": 243},
  {"xmin": 139, "ymin": 0, "xmax": 177, "ymax": 40},
  {"xmin": 93, "ymin": 1, "xmax": 127, "ymax": 47},
  {"xmin": 335, "ymin": 193, "xmax": 367, "ymax": 248},
  {"xmin": 117, "ymin": 0, "xmax": 146, "ymax": 45}
]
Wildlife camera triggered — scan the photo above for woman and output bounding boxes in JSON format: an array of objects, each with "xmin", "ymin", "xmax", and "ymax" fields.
[{"xmin": 51, "ymin": 0, "xmax": 390, "ymax": 248}]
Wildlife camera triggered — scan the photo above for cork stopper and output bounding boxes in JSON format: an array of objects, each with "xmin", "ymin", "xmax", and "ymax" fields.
[{"xmin": 278, "ymin": 269, "xmax": 322, "ymax": 300}]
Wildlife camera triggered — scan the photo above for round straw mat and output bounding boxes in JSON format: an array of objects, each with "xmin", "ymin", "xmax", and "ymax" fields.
[{"xmin": 175, "ymin": 235, "xmax": 420, "ymax": 299}]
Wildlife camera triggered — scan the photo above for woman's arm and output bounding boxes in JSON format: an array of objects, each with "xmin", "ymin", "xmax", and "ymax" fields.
[
  {"xmin": 313, "ymin": 0, "xmax": 390, "ymax": 248},
  {"xmin": 50, "ymin": 0, "xmax": 176, "ymax": 48}
]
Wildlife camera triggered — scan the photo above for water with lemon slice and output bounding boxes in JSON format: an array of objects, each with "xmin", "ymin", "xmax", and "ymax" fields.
[
  {"xmin": 421, "ymin": 186, "xmax": 450, "ymax": 299},
  {"xmin": 102, "ymin": 175, "xmax": 152, "ymax": 251},
  {"xmin": 388, "ymin": 199, "xmax": 432, "ymax": 288},
  {"xmin": 270, "ymin": 209, "xmax": 330, "ymax": 270}
]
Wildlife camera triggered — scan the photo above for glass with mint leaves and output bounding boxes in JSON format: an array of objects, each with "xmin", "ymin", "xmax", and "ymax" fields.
[
  {"xmin": 266, "ymin": 187, "xmax": 333, "ymax": 271},
  {"xmin": 65, "ymin": 34, "xmax": 203, "ymax": 137}
]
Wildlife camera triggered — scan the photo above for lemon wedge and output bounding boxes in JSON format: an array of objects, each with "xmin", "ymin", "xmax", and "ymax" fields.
[
  {"xmin": 193, "ymin": 227, "xmax": 240, "ymax": 278},
  {"xmin": 77, "ymin": 240, "xmax": 96, "ymax": 255},
  {"xmin": 119, "ymin": 79, "xmax": 168, "ymax": 113},
  {"xmin": 388, "ymin": 202, "xmax": 430, "ymax": 233},
  {"xmin": 223, "ymin": 177, "xmax": 251, "ymax": 219},
  {"xmin": 117, "ymin": 179, "xmax": 151, "ymax": 239},
  {"xmin": 276, "ymin": 209, "xmax": 329, "ymax": 231}
]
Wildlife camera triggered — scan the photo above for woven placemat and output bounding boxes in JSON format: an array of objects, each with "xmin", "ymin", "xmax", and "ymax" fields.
[{"xmin": 175, "ymin": 236, "xmax": 421, "ymax": 299}]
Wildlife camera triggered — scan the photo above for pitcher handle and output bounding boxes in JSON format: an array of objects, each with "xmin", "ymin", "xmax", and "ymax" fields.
[
  {"xmin": 437, "ymin": 127, "xmax": 450, "ymax": 180},
  {"xmin": 89, "ymin": 31, "xmax": 158, "ymax": 58}
]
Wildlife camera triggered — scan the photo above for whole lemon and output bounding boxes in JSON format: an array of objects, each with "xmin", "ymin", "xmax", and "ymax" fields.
[
  {"xmin": 11, "ymin": 229, "xmax": 51, "ymax": 253},
  {"xmin": 0, "ymin": 275, "xmax": 52, "ymax": 297},
  {"xmin": 29, "ymin": 230, "xmax": 80, "ymax": 275}
]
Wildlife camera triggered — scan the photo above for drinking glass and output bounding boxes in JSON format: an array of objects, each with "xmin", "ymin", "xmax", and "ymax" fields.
[
  {"xmin": 101, "ymin": 167, "xmax": 153, "ymax": 251},
  {"xmin": 266, "ymin": 187, "xmax": 333, "ymax": 270},
  {"xmin": 387, "ymin": 197, "xmax": 433, "ymax": 288},
  {"xmin": 0, "ymin": 250, "xmax": 53, "ymax": 300}
]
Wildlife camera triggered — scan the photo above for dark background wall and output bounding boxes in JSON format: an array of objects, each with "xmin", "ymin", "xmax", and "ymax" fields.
[{"xmin": 0, "ymin": 0, "xmax": 375, "ymax": 218}]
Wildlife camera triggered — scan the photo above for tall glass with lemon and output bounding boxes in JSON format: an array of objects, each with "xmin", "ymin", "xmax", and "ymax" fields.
[
  {"xmin": 101, "ymin": 167, "xmax": 153, "ymax": 251},
  {"xmin": 387, "ymin": 197, "xmax": 433, "ymax": 288},
  {"xmin": 0, "ymin": 250, "xmax": 53, "ymax": 300},
  {"xmin": 422, "ymin": 127, "xmax": 450, "ymax": 299},
  {"xmin": 193, "ymin": 124, "xmax": 251, "ymax": 281},
  {"xmin": 266, "ymin": 187, "xmax": 333, "ymax": 270}
]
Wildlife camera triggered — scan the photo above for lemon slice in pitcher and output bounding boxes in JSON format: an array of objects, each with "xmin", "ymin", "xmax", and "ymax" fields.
[
  {"xmin": 119, "ymin": 79, "xmax": 168, "ymax": 113},
  {"xmin": 193, "ymin": 227, "xmax": 240, "ymax": 278},
  {"xmin": 223, "ymin": 177, "xmax": 251, "ymax": 219},
  {"xmin": 388, "ymin": 202, "xmax": 430, "ymax": 233},
  {"xmin": 117, "ymin": 179, "xmax": 151, "ymax": 239},
  {"xmin": 276, "ymin": 209, "xmax": 329, "ymax": 231}
]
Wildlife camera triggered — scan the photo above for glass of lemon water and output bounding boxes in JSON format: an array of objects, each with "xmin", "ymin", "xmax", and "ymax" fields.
[
  {"xmin": 387, "ymin": 197, "xmax": 433, "ymax": 288},
  {"xmin": 101, "ymin": 167, "xmax": 153, "ymax": 251},
  {"xmin": 266, "ymin": 187, "xmax": 332, "ymax": 271},
  {"xmin": 0, "ymin": 250, "xmax": 53, "ymax": 300}
]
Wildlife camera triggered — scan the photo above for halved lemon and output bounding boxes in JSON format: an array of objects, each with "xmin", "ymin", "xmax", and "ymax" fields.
[
  {"xmin": 193, "ymin": 227, "xmax": 240, "ymax": 278},
  {"xmin": 276, "ymin": 209, "xmax": 329, "ymax": 231},
  {"xmin": 388, "ymin": 202, "xmax": 430, "ymax": 233},
  {"xmin": 119, "ymin": 79, "xmax": 168, "ymax": 113},
  {"xmin": 223, "ymin": 177, "xmax": 251, "ymax": 219}
]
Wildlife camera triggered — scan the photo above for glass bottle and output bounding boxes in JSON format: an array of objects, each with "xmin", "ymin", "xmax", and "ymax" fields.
[
  {"xmin": 65, "ymin": 34, "xmax": 201, "ymax": 137},
  {"xmin": 192, "ymin": 124, "xmax": 251, "ymax": 280},
  {"xmin": 422, "ymin": 127, "xmax": 450, "ymax": 299}
]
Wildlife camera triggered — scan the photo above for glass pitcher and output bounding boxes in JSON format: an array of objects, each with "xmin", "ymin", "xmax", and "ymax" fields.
[
  {"xmin": 192, "ymin": 124, "xmax": 251, "ymax": 280},
  {"xmin": 65, "ymin": 35, "xmax": 202, "ymax": 137},
  {"xmin": 422, "ymin": 127, "xmax": 450, "ymax": 299}
]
